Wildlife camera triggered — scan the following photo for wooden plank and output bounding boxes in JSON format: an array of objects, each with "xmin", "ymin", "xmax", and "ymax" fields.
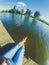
[
  {"xmin": 23, "ymin": 58, "xmax": 38, "ymax": 65},
  {"xmin": 0, "ymin": 21, "xmax": 38, "ymax": 65},
  {"xmin": 0, "ymin": 21, "xmax": 14, "ymax": 46}
]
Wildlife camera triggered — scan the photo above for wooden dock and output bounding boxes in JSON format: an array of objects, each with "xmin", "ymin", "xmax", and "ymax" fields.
[
  {"xmin": 0, "ymin": 21, "xmax": 38, "ymax": 65},
  {"xmin": 0, "ymin": 21, "xmax": 15, "ymax": 46}
]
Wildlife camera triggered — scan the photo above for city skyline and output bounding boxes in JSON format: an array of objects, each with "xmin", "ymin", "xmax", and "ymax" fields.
[{"xmin": 0, "ymin": 0, "xmax": 49, "ymax": 22}]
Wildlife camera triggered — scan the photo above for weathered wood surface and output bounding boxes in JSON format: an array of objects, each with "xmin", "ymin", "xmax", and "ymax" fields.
[
  {"xmin": 0, "ymin": 21, "xmax": 38, "ymax": 65},
  {"xmin": 0, "ymin": 21, "xmax": 15, "ymax": 46}
]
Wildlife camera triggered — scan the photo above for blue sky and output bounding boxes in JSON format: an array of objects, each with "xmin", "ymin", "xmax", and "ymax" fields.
[{"xmin": 0, "ymin": 0, "xmax": 49, "ymax": 21}]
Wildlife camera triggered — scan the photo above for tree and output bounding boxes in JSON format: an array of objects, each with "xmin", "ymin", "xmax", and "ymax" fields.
[
  {"xmin": 12, "ymin": 5, "xmax": 16, "ymax": 13},
  {"xmin": 34, "ymin": 11, "xmax": 40, "ymax": 17},
  {"xmin": 25, "ymin": 9, "xmax": 32, "ymax": 16},
  {"xmin": 32, "ymin": 11, "xmax": 40, "ymax": 25},
  {"xmin": 13, "ymin": 5, "xmax": 16, "ymax": 10},
  {"xmin": 21, "ymin": 9, "xmax": 24, "ymax": 14}
]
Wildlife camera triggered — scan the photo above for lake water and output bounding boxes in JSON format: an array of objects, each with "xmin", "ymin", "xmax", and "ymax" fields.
[{"xmin": 0, "ymin": 13, "xmax": 49, "ymax": 65}]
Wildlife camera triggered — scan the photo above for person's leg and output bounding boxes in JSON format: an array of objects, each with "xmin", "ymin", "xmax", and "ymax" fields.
[
  {"xmin": 3, "ymin": 37, "xmax": 27, "ymax": 60},
  {"xmin": 3, "ymin": 43, "xmax": 22, "ymax": 59},
  {"xmin": 12, "ymin": 46, "xmax": 25, "ymax": 65}
]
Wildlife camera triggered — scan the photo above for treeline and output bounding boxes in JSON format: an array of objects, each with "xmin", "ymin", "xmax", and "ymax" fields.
[
  {"xmin": 0, "ymin": 5, "xmax": 40, "ymax": 16},
  {"xmin": 0, "ymin": 5, "xmax": 49, "ymax": 25}
]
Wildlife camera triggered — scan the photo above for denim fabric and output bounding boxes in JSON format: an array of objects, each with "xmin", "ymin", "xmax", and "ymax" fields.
[{"xmin": 3, "ymin": 43, "xmax": 25, "ymax": 65}]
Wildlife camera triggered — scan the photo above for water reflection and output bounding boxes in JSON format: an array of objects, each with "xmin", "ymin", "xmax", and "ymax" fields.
[
  {"xmin": 0, "ymin": 13, "xmax": 49, "ymax": 65},
  {"xmin": 32, "ymin": 18, "xmax": 37, "ymax": 25}
]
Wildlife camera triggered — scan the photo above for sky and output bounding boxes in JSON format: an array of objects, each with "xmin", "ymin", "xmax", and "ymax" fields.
[{"xmin": 0, "ymin": 0, "xmax": 49, "ymax": 22}]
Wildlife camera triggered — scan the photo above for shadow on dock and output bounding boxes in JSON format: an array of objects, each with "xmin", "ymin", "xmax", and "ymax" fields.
[{"xmin": 0, "ymin": 43, "xmax": 17, "ymax": 56}]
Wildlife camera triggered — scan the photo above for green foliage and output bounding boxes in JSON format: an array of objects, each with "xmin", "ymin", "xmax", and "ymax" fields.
[
  {"xmin": 12, "ymin": 5, "xmax": 16, "ymax": 13},
  {"xmin": 21, "ymin": 9, "xmax": 24, "ymax": 14},
  {"xmin": 16, "ymin": 10, "xmax": 21, "ymax": 14},
  {"xmin": 9, "ymin": 5, "xmax": 16, "ymax": 13},
  {"xmin": 34, "ymin": 11, "xmax": 40, "ymax": 17},
  {"xmin": 9, "ymin": 5, "xmax": 21, "ymax": 14},
  {"xmin": 0, "ymin": 10, "xmax": 9, "ymax": 12},
  {"xmin": 25, "ymin": 9, "xmax": 32, "ymax": 16}
]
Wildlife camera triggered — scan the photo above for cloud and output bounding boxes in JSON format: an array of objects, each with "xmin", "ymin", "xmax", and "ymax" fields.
[{"xmin": 16, "ymin": 2, "xmax": 27, "ymax": 7}]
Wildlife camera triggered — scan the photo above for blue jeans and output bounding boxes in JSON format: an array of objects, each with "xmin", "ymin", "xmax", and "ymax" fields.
[{"xmin": 3, "ymin": 43, "xmax": 25, "ymax": 65}]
